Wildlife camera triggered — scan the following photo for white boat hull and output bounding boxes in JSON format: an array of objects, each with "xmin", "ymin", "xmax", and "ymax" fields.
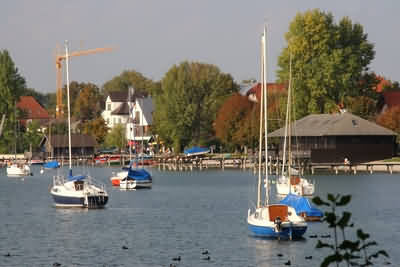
[
  {"xmin": 247, "ymin": 205, "xmax": 307, "ymax": 239},
  {"xmin": 50, "ymin": 177, "xmax": 108, "ymax": 208},
  {"xmin": 7, "ymin": 164, "xmax": 31, "ymax": 176}
]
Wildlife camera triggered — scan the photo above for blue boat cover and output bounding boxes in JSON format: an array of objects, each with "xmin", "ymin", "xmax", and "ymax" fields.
[
  {"xmin": 279, "ymin": 193, "xmax": 323, "ymax": 218},
  {"xmin": 127, "ymin": 161, "xmax": 152, "ymax": 181},
  {"xmin": 44, "ymin": 160, "xmax": 60, "ymax": 169},
  {"xmin": 183, "ymin": 146, "xmax": 210, "ymax": 156},
  {"xmin": 67, "ymin": 169, "xmax": 86, "ymax": 181}
]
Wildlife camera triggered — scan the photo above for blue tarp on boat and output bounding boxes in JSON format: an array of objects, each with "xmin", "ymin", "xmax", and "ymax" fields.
[
  {"xmin": 67, "ymin": 169, "xmax": 86, "ymax": 181},
  {"xmin": 127, "ymin": 161, "xmax": 152, "ymax": 181},
  {"xmin": 279, "ymin": 193, "xmax": 323, "ymax": 218},
  {"xmin": 43, "ymin": 160, "xmax": 60, "ymax": 169},
  {"xmin": 183, "ymin": 146, "xmax": 210, "ymax": 156}
]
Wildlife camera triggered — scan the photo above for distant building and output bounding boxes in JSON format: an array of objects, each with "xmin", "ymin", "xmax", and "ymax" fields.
[
  {"xmin": 16, "ymin": 96, "xmax": 50, "ymax": 130},
  {"xmin": 101, "ymin": 91, "xmax": 153, "ymax": 143},
  {"xmin": 246, "ymin": 82, "xmax": 286, "ymax": 103},
  {"xmin": 39, "ymin": 134, "xmax": 97, "ymax": 158},
  {"xmin": 269, "ymin": 112, "xmax": 397, "ymax": 164}
]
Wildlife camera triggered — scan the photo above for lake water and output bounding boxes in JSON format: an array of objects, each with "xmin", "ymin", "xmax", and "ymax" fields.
[{"xmin": 0, "ymin": 165, "xmax": 399, "ymax": 267}]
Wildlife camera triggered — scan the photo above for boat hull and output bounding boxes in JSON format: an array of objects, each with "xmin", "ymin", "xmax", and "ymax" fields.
[
  {"xmin": 51, "ymin": 192, "xmax": 108, "ymax": 208},
  {"xmin": 248, "ymin": 223, "xmax": 307, "ymax": 239}
]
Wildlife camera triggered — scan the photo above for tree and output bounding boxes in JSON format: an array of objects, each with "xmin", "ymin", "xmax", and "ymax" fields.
[
  {"xmin": 214, "ymin": 93, "xmax": 255, "ymax": 151},
  {"xmin": 277, "ymin": 9, "xmax": 375, "ymax": 119},
  {"xmin": 22, "ymin": 120, "xmax": 44, "ymax": 152},
  {"xmin": 102, "ymin": 70, "xmax": 155, "ymax": 96},
  {"xmin": 104, "ymin": 123, "xmax": 126, "ymax": 152},
  {"xmin": 376, "ymin": 106, "xmax": 400, "ymax": 141},
  {"xmin": 72, "ymin": 82, "xmax": 102, "ymax": 121},
  {"xmin": 0, "ymin": 50, "xmax": 27, "ymax": 152},
  {"xmin": 80, "ymin": 117, "xmax": 109, "ymax": 145},
  {"xmin": 153, "ymin": 61, "xmax": 238, "ymax": 152}
]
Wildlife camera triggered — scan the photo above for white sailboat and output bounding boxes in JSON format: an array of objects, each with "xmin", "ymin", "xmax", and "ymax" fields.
[
  {"xmin": 247, "ymin": 25, "xmax": 307, "ymax": 239},
  {"xmin": 49, "ymin": 42, "xmax": 108, "ymax": 208},
  {"xmin": 276, "ymin": 53, "xmax": 315, "ymax": 196},
  {"xmin": 110, "ymin": 87, "xmax": 134, "ymax": 187},
  {"xmin": 7, "ymin": 102, "xmax": 31, "ymax": 177}
]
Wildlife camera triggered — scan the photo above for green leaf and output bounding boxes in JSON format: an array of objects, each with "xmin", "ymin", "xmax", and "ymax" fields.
[
  {"xmin": 321, "ymin": 254, "xmax": 342, "ymax": 267},
  {"xmin": 356, "ymin": 229, "xmax": 370, "ymax": 241},
  {"xmin": 337, "ymin": 195, "xmax": 352, "ymax": 206},
  {"xmin": 312, "ymin": 196, "xmax": 330, "ymax": 206},
  {"xmin": 337, "ymin": 211, "xmax": 352, "ymax": 229}
]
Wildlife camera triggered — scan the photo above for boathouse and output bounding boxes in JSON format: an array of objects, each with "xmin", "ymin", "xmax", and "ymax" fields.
[
  {"xmin": 39, "ymin": 134, "xmax": 97, "ymax": 158},
  {"xmin": 269, "ymin": 112, "xmax": 397, "ymax": 164}
]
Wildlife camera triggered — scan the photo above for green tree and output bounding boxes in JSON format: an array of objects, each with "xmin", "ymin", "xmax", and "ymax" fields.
[
  {"xmin": 104, "ymin": 124, "xmax": 126, "ymax": 152},
  {"xmin": 277, "ymin": 9, "xmax": 375, "ymax": 119},
  {"xmin": 0, "ymin": 50, "xmax": 27, "ymax": 152},
  {"xmin": 80, "ymin": 117, "xmax": 109, "ymax": 145},
  {"xmin": 102, "ymin": 70, "xmax": 155, "ymax": 96},
  {"xmin": 22, "ymin": 120, "xmax": 44, "ymax": 152},
  {"xmin": 153, "ymin": 61, "xmax": 238, "ymax": 152},
  {"xmin": 73, "ymin": 83, "xmax": 102, "ymax": 121}
]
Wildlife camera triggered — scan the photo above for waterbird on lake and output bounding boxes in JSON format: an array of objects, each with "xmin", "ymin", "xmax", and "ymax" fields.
[
  {"xmin": 277, "ymin": 253, "xmax": 283, "ymax": 257},
  {"xmin": 284, "ymin": 260, "xmax": 291, "ymax": 265},
  {"xmin": 309, "ymin": 235, "xmax": 318, "ymax": 238},
  {"xmin": 4, "ymin": 253, "xmax": 10, "ymax": 257},
  {"xmin": 305, "ymin": 256, "xmax": 312, "ymax": 259},
  {"xmin": 202, "ymin": 250, "xmax": 209, "ymax": 255},
  {"xmin": 53, "ymin": 263, "xmax": 61, "ymax": 267},
  {"xmin": 169, "ymin": 264, "xmax": 176, "ymax": 267},
  {"xmin": 122, "ymin": 245, "xmax": 129, "ymax": 250},
  {"xmin": 172, "ymin": 256, "xmax": 181, "ymax": 261},
  {"xmin": 202, "ymin": 255, "xmax": 210, "ymax": 261}
]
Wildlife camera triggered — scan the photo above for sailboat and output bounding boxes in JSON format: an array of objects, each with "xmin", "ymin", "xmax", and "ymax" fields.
[
  {"xmin": 275, "ymin": 53, "xmax": 315, "ymax": 196},
  {"xmin": 110, "ymin": 87, "xmax": 134, "ymax": 186},
  {"xmin": 49, "ymin": 42, "xmax": 108, "ymax": 208},
  {"xmin": 119, "ymin": 89, "xmax": 152, "ymax": 190},
  {"xmin": 7, "ymin": 102, "xmax": 31, "ymax": 177},
  {"xmin": 247, "ymin": 25, "xmax": 307, "ymax": 239}
]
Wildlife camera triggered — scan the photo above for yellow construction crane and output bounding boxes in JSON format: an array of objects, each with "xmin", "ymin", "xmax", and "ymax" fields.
[{"xmin": 55, "ymin": 47, "xmax": 114, "ymax": 118}]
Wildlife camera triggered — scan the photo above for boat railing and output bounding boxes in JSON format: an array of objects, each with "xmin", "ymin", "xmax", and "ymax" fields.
[
  {"xmin": 84, "ymin": 175, "xmax": 107, "ymax": 194},
  {"xmin": 53, "ymin": 175, "xmax": 65, "ymax": 186}
]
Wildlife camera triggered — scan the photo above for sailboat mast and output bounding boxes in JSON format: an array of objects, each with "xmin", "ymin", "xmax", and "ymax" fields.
[
  {"xmin": 263, "ymin": 26, "xmax": 269, "ymax": 206},
  {"xmin": 128, "ymin": 87, "xmax": 132, "ymax": 161},
  {"xmin": 256, "ymin": 31, "xmax": 264, "ymax": 209},
  {"xmin": 287, "ymin": 53, "xmax": 293, "ymax": 177},
  {"xmin": 65, "ymin": 41, "xmax": 72, "ymax": 171}
]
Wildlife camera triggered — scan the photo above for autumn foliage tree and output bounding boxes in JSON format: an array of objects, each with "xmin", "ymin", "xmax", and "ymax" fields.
[
  {"xmin": 376, "ymin": 106, "xmax": 400, "ymax": 140},
  {"xmin": 214, "ymin": 93, "xmax": 256, "ymax": 151}
]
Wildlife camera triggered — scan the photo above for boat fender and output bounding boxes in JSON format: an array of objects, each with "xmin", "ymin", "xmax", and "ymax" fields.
[{"xmin": 274, "ymin": 216, "xmax": 282, "ymax": 232}]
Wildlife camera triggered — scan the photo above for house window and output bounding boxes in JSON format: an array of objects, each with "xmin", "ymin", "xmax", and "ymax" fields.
[
  {"xmin": 106, "ymin": 118, "xmax": 110, "ymax": 124},
  {"xmin": 107, "ymin": 103, "xmax": 111, "ymax": 111},
  {"xmin": 118, "ymin": 118, "xmax": 121, "ymax": 124},
  {"xmin": 113, "ymin": 118, "xmax": 116, "ymax": 124}
]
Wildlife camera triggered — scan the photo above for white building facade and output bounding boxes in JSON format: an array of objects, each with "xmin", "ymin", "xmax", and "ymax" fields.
[{"xmin": 101, "ymin": 91, "xmax": 153, "ymax": 143}]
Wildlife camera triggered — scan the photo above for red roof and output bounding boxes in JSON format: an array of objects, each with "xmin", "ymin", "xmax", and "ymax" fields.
[
  {"xmin": 246, "ymin": 83, "xmax": 286, "ymax": 101},
  {"xmin": 383, "ymin": 91, "xmax": 400, "ymax": 108},
  {"xmin": 16, "ymin": 96, "xmax": 50, "ymax": 120}
]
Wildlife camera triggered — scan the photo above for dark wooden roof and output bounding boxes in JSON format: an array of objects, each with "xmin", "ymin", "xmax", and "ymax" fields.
[
  {"xmin": 269, "ymin": 112, "xmax": 397, "ymax": 137},
  {"xmin": 48, "ymin": 134, "xmax": 97, "ymax": 148},
  {"xmin": 109, "ymin": 91, "xmax": 148, "ymax": 102}
]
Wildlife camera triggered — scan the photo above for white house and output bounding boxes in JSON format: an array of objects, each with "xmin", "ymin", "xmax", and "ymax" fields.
[{"xmin": 101, "ymin": 91, "xmax": 153, "ymax": 143}]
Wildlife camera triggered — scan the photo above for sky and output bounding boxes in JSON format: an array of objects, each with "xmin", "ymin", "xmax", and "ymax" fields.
[{"xmin": 1, "ymin": 1, "xmax": 399, "ymax": 93}]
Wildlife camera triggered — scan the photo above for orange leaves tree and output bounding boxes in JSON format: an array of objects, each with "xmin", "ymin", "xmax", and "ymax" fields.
[
  {"xmin": 214, "ymin": 93, "xmax": 258, "ymax": 152},
  {"xmin": 376, "ymin": 106, "xmax": 400, "ymax": 141}
]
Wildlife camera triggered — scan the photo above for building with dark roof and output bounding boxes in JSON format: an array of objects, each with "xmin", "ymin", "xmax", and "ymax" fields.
[
  {"xmin": 101, "ymin": 90, "xmax": 154, "ymax": 143},
  {"xmin": 39, "ymin": 134, "xmax": 97, "ymax": 158},
  {"xmin": 269, "ymin": 112, "xmax": 397, "ymax": 164}
]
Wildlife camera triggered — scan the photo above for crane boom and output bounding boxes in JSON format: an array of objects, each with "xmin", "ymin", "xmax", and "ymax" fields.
[{"xmin": 55, "ymin": 47, "xmax": 114, "ymax": 118}]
